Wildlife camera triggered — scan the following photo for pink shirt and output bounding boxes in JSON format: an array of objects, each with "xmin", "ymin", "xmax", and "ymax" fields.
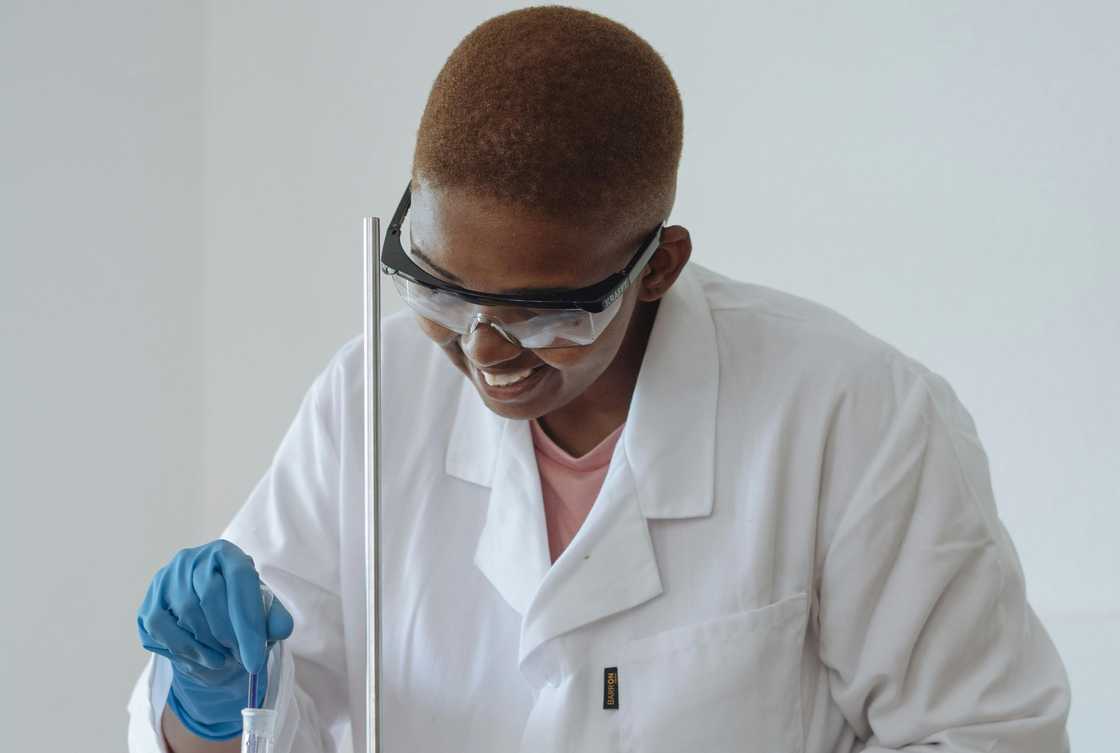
[{"xmin": 530, "ymin": 419, "xmax": 626, "ymax": 563}]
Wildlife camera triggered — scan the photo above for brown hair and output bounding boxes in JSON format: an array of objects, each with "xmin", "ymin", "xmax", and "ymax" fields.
[{"xmin": 412, "ymin": 5, "xmax": 684, "ymax": 238}]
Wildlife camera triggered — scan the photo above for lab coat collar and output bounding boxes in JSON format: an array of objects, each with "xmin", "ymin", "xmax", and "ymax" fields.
[
  {"xmin": 445, "ymin": 263, "xmax": 720, "ymax": 520},
  {"xmin": 444, "ymin": 264, "xmax": 720, "ymax": 684},
  {"xmin": 622, "ymin": 262, "xmax": 719, "ymax": 519}
]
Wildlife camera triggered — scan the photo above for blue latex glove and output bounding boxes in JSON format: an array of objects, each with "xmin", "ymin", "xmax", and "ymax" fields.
[{"xmin": 137, "ymin": 540, "xmax": 294, "ymax": 740}]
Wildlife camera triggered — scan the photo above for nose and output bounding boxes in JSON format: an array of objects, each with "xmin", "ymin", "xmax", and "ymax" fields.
[{"xmin": 460, "ymin": 316, "xmax": 523, "ymax": 368}]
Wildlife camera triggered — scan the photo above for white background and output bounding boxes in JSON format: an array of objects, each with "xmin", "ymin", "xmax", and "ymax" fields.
[{"xmin": 1, "ymin": 2, "xmax": 1116, "ymax": 751}]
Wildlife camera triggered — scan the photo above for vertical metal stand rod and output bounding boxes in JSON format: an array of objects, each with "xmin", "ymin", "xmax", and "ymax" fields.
[{"xmin": 362, "ymin": 216, "xmax": 383, "ymax": 753}]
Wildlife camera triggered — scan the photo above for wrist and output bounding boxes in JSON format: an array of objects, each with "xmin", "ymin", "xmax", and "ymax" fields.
[{"xmin": 165, "ymin": 683, "xmax": 243, "ymax": 741}]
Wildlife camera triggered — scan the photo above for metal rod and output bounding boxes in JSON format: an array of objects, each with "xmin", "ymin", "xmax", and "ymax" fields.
[{"xmin": 362, "ymin": 216, "xmax": 383, "ymax": 753}]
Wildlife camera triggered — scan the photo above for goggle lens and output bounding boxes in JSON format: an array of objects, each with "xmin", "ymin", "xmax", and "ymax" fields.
[{"xmin": 391, "ymin": 275, "xmax": 624, "ymax": 348}]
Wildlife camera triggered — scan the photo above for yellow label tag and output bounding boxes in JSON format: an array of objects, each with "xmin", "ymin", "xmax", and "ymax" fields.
[{"xmin": 603, "ymin": 667, "xmax": 619, "ymax": 710}]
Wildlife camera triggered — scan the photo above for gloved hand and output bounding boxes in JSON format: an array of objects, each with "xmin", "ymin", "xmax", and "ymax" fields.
[{"xmin": 137, "ymin": 539, "xmax": 295, "ymax": 740}]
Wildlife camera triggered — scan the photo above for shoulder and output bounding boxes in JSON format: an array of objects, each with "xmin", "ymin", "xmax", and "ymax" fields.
[
  {"xmin": 690, "ymin": 268, "xmax": 994, "ymax": 550},
  {"xmin": 691, "ymin": 263, "xmax": 983, "ymax": 482},
  {"xmin": 695, "ymin": 264, "xmax": 896, "ymax": 373},
  {"xmin": 326, "ymin": 307, "xmax": 438, "ymax": 373},
  {"xmin": 305, "ymin": 310, "xmax": 461, "ymax": 437},
  {"xmin": 691, "ymin": 263, "xmax": 957, "ymax": 413},
  {"xmin": 320, "ymin": 308, "xmax": 453, "ymax": 388}
]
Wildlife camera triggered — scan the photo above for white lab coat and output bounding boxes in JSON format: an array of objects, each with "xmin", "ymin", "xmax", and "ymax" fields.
[{"xmin": 128, "ymin": 263, "xmax": 1070, "ymax": 752}]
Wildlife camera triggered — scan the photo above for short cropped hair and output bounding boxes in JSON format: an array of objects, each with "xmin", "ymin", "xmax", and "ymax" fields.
[{"xmin": 411, "ymin": 5, "xmax": 684, "ymax": 237}]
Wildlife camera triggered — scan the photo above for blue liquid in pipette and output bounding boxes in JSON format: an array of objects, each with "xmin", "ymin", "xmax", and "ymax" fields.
[{"xmin": 246, "ymin": 583, "xmax": 272, "ymax": 710}]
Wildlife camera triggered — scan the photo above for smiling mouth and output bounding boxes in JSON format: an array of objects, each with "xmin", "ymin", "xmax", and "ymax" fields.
[
  {"xmin": 481, "ymin": 368, "xmax": 537, "ymax": 386},
  {"xmin": 472, "ymin": 363, "xmax": 548, "ymax": 400}
]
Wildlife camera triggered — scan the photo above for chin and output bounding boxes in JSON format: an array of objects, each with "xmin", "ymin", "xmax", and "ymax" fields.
[{"xmin": 476, "ymin": 391, "xmax": 545, "ymax": 420}]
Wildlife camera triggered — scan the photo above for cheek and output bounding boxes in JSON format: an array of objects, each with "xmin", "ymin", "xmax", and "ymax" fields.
[
  {"xmin": 415, "ymin": 316, "xmax": 458, "ymax": 347},
  {"xmin": 534, "ymin": 346, "xmax": 599, "ymax": 373},
  {"xmin": 413, "ymin": 316, "xmax": 473, "ymax": 371},
  {"xmin": 535, "ymin": 299, "xmax": 635, "ymax": 373}
]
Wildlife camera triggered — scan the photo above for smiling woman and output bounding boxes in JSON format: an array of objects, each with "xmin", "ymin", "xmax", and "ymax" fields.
[
  {"xmin": 125, "ymin": 5, "xmax": 1074, "ymax": 753},
  {"xmin": 396, "ymin": 7, "xmax": 695, "ymax": 451},
  {"xmin": 382, "ymin": 166, "xmax": 678, "ymax": 441},
  {"xmin": 399, "ymin": 173, "xmax": 690, "ymax": 448}
]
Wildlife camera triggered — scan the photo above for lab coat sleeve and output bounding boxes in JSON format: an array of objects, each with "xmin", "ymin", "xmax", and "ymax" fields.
[
  {"xmin": 814, "ymin": 354, "xmax": 1070, "ymax": 752},
  {"xmin": 126, "ymin": 654, "xmax": 172, "ymax": 753},
  {"xmin": 218, "ymin": 352, "xmax": 351, "ymax": 753},
  {"xmin": 126, "ymin": 343, "xmax": 355, "ymax": 753}
]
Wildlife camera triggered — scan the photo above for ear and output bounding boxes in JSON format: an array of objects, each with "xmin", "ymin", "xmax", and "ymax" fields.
[{"xmin": 637, "ymin": 225, "xmax": 692, "ymax": 303}]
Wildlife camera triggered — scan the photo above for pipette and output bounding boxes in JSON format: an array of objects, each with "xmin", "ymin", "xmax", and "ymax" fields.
[
  {"xmin": 246, "ymin": 583, "xmax": 275, "ymax": 709},
  {"xmin": 242, "ymin": 584, "xmax": 276, "ymax": 753}
]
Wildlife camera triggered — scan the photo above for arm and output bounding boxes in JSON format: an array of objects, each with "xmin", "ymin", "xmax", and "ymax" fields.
[
  {"xmin": 161, "ymin": 707, "xmax": 238, "ymax": 753},
  {"xmin": 128, "ymin": 339, "xmax": 359, "ymax": 753},
  {"xmin": 815, "ymin": 354, "xmax": 1070, "ymax": 751},
  {"xmin": 216, "ymin": 348, "xmax": 353, "ymax": 753}
]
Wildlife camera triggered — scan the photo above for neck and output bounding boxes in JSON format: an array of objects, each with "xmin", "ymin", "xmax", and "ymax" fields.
[{"xmin": 538, "ymin": 299, "xmax": 659, "ymax": 456}]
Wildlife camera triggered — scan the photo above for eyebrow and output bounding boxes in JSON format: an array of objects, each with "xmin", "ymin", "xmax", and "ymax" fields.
[{"xmin": 410, "ymin": 246, "xmax": 465, "ymax": 285}]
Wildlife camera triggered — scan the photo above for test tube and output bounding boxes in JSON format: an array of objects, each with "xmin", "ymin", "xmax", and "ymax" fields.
[{"xmin": 241, "ymin": 708, "xmax": 278, "ymax": 753}]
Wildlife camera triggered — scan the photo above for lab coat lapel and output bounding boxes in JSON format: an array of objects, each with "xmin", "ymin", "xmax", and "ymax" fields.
[
  {"xmin": 625, "ymin": 263, "xmax": 719, "ymax": 520},
  {"xmin": 443, "ymin": 263, "xmax": 720, "ymax": 676},
  {"xmin": 517, "ymin": 445, "xmax": 663, "ymax": 674},
  {"xmin": 518, "ymin": 265, "xmax": 721, "ymax": 671},
  {"xmin": 447, "ymin": 380, "xmax": 553, "ymax": 616},
  {"xmin": 445, "ymin": 376, "xmax": 662, "ymax": 685}
]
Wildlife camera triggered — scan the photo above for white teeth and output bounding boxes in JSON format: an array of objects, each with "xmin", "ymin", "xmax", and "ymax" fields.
[{"xmin": 482, "ymin": 368, "xmax": 535, "ymax": 386}]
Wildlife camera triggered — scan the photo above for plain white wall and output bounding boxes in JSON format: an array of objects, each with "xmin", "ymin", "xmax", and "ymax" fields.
[
  {"xmin": 0, "ymin": 1, "xmax": 204, "ymax": 751},
  {"xmin": 3, "ymin": 1, "xmax": 1115, "ymax": 750}
]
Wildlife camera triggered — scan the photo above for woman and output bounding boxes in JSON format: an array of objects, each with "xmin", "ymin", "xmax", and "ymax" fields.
[{"xmin": 129, "ymin": 7, "xmax": 1070, "ymax": 752}]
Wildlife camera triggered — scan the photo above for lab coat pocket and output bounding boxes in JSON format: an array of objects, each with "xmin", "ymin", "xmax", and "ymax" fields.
[{"xmin": 616, "ymin": 592, "xmax": 808, "ymax": 753}]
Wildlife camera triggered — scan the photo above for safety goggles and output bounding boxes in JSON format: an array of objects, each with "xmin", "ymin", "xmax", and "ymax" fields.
[{"xmin": 380, "ymin": 181, "xmax": 665, "ymax": 348}]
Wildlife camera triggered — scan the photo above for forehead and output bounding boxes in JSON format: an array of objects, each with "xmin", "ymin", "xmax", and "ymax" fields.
[{"xmin": 406, "ymin": 184, "xmax": 632, "ymax": 293}]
